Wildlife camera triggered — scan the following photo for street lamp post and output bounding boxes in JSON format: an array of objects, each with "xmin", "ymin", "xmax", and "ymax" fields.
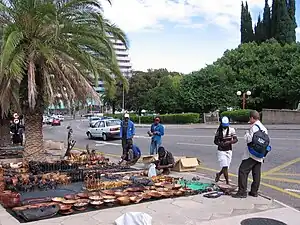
[{"xmin": 237, "ymin": 91, "xmax": 251, "ymax": 109}]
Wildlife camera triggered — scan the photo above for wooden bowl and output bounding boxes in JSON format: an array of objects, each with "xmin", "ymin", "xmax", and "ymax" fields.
[
  {"xmin": 114, "ymin": 191, "xmax": 128, "ymax": 197},
  {"xmin": 89, "ymin": 196, "xmax": 103, "ymax": 201},
  {"xmin": 76, "ymin": 193, "xmax": 89, "ymax": 199},
  {"xmin": 52, "ymin": 197, "xmax": 65, "ymax": 203},
  {"xmin": 64, "ymin": 194, "xmax": 80, "ymax": 200},
  {"xmin": 102, "ymin": 195, "xmax": 116, "ymax": 200},
  {"xmin": 102, "ymin": 190, "xmax": 115, "ymax": 195},
  {"xmin": 61, "ymin": 200, "xmax": 77, "ymax": 205},
  {"xmin": 59, "ymin": 204, "xmax": 72, "ymax": 211},
  {"xmin": 117, "ymin": 196, "xmax": 130, "ymax": 205},
  {"xmin": 129, "ymin": 196, "xmax": 143, "ymax": 203}
]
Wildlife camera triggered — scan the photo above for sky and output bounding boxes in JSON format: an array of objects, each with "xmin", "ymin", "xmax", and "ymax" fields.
[{"xmin": 102, "ymin": 0, "xmax": 300, "ymax": 74}]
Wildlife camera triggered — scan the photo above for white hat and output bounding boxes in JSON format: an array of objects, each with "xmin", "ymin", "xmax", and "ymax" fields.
[
  {"xmin": 124, "ymin": 113, "xmax": 129, "ymax": 118},
  {"xmin": 221, "ymin": 116, "xmax": 229, "ymax": 127}
]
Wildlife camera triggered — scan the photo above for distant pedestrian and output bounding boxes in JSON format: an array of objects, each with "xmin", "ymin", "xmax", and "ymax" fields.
[
  {"xmin": 214, "ymin": 116, "xmax": 238, "ymax": 184},
  {"xmin": 120, "ymin": 113, "xmax": 135, "ymax": 156},
  {"xmin": 147, "ymin": 116, "xmax": 164, "ymax": 155},
  {"xmin": 232, "ymin": 110, "xmax": 271, "ymax": 198}
]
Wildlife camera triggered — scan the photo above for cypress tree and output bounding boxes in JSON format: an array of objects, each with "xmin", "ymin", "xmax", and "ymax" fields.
[
  {"xmin": 240, "ymin": 2, "xmax": 247, "ymax": 43},
  {"xmin": 271, "ymin": 0, "xmax": 278, "ymax": 38},
  {"xmin": 287, "ymin": 0, "xmax": 296, "ymax": 42},
  {"xmin": 241, "ymin": 1, "xmax": 254, "ymax": 43},
  {"xmin": 274, "ymin": 0, "xmax": 294, "ymax": 44},
  {"xmin": 255, "ymin": 15, "xmax": 264, "ymax": 44},
  {"xmin": 262, "ymin": 0, "xmax": 271, "ymax": 40}
]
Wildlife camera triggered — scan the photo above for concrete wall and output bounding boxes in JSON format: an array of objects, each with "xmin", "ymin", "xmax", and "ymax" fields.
[{"xmin": 262, "ymin": 109, "xmax": 300, "ymax": 124}]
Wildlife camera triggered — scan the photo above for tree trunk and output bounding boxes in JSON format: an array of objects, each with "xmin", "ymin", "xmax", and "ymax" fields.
[
  {"xmin": 23, "ymin": 110, "xmax": 45, "ymax": 161},
  {"xmin": 0, "ymin": 118, "xmax": 11, "ymax": 147}
]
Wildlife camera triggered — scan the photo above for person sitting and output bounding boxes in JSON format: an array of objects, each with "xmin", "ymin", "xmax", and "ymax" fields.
[
  {"xmin": 154, "ymin": 146, "xmax": 175, "ymax": 175},
  {"xmin": 119, "ymin": 143, "xmax": 141, "ymax": 166}
]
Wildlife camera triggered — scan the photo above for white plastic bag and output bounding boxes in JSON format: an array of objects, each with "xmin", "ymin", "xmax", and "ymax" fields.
[
  {"xmin": 115, "ymin": 212, "xmax": 152, "ymax": 225},
  {"xmin": 148, "ymin": 163, "xmax": 157, "ymax": 178}
]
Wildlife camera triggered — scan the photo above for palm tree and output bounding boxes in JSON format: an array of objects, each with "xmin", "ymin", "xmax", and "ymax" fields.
[{"xmin": 0, "ymin": 0, "xmax": 128, "ymax": 160}]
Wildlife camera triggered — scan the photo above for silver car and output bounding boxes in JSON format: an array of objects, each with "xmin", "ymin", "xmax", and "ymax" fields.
[{"xmin": 86, "ymin": 119, "xmax": 121, "ymax": 141}]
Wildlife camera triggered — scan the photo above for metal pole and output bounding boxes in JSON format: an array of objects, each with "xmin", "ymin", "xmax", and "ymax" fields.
[
  {"xmin": 242, "ymin": 93, "xmax": 246, "ymax": 110},
  {"xmin": 122, "ymin": 84, "xmax": 125, "ymax": 112}
]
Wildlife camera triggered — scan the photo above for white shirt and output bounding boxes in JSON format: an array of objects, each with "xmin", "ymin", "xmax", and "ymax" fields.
[{"xmin": 243, "ymin": 120, "xmax": 268, "ymax": 163}]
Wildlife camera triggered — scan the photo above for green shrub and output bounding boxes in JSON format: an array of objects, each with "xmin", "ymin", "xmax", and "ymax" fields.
[
  {"xmin": 104, "ymin": 113, "xmax": 200, "ymax": 124},
  {"xmin": 221, "ymin": 109, "xmax": 252, "ymax": 123}
]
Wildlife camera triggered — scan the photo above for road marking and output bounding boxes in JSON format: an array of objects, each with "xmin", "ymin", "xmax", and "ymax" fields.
[
  {"xmin": 269, "ymin": 173, "xmax": 300, "ymax": 177},
  {"xmin": 133, "ymin": 134, "xmax": 300, "ymax": 141},
  {"xmin": 95, "ymin": 141, "xmax": 121, "ymax": 146},
  {"xmin": 262, "ymin": 157, "xmax": 300, "ymax": 176},
  {"xmin": 197, "ymin": 166, "xmax": 300, "ymax": 199},
  {"xmin": 177, "ymin": 142, "xmax": 215, "ymax": 147},
  {"xmin": 262, "ymin": 176, "xmax": 300, "ymax": 184},
  {"xmin": 134, "ymin": 136, "xmax": 151, "ymax": 139},
  {"xmin": 285, "ymin": 189, "xmax": 300, "ymax": 193}
]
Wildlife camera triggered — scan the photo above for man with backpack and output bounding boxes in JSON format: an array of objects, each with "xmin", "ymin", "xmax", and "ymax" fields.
[{"xmin": 232, "ymin": 110, "xmax": 271, "ymax": 198}]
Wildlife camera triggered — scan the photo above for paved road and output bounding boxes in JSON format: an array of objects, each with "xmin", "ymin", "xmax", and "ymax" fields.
[{"xmin": 44, "ymin": 119, "xmax": 300, "ymax": 210}]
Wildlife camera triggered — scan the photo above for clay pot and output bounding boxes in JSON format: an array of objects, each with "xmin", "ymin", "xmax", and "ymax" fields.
[{"xmin": 117, "ymin": 196, "xmax": 130, "ymax": 205}]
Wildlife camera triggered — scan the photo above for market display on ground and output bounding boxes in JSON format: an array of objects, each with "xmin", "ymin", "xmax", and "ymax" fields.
[{"xmin": 0, "ymin": 154, "xmax": 215, "ymax": 223}]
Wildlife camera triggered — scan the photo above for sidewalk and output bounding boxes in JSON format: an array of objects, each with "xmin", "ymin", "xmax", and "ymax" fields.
[
  {"xmin": 135, "ymin": 123, "xmax": 300, "ymax": 130},
  {"xmin": 1, "ymin": 171, "xmax": 299, "ymax": 225}
]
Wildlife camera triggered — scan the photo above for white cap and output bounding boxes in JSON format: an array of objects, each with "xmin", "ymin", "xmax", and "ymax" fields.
[
  {"xmin": 124, "ymin": 113, "xmax": 129, "ymax": 118},
  {"xmin": 221, "ymin": 116, "xmax": 229, "ymax": 127}
]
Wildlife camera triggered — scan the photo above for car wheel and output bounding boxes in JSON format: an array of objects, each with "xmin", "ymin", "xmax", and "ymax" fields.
[
  {"xmin": 102, "ymin": 133, "xmax": 108, "ymax": 141},
  {"xmin": 87, "ymin": 132, "xmax": 93, "ymax": 139}
]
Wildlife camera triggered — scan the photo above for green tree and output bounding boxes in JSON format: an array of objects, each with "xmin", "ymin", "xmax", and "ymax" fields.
[
  {"xmin": 287, "ymin": 0, "xmax": 297, "ymax": 42},
  {"xmin": 262, "ymin": 0, "xmax": 271, "ymax": 40},
  {"xmin": 124, "ymin": 69, "xmax": 180, "ymax": 113},
  {"xmin": 147, "ymin": 75, "xmax": 183, "ymax": 114},
  {"xmin": 241, "ymin": 1, "xmax": 254, "ymax": 43},
  {"xmin": 254, "ymin": 15, "xmax": 264, "ymax": 44},
  {"xmin": 0, "ymin": 0, "xmax": 127, "ymax": 160}
]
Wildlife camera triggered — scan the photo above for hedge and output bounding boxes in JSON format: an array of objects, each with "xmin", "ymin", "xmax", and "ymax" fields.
[
  {"xmin": 104, "ymin": 113, "xmax": 200, "ymax": 124},
  {"xmin": 221, "ymin": 109, "xmax": 252, "ymax": 123}
]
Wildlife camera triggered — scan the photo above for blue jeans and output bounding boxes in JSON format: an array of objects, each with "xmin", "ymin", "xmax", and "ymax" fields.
[{"xmin": 150, "ymin": 139, "xmax": 161, "ymax": 155}]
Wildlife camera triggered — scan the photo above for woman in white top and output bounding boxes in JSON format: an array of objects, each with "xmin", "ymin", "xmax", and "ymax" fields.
[{"xmin": 214, "ymin": 116, "xmax": 238, "ymax": 184}]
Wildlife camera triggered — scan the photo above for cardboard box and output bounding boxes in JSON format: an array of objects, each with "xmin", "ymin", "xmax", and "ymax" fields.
[
  {"xmin": 142, "ymin": 155, "xmax": 158, "ymax": 169},
  {"xmin": 172, "ymin": 157, "xmax": 199, "ymax": 172}
]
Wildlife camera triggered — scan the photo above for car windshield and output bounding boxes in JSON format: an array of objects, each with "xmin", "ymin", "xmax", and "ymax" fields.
[{"xmin": 106, "ymin": 120, "xmax": 121, "ymax": 127}]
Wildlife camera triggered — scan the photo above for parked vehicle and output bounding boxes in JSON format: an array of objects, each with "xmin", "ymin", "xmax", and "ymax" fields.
[
  {"xmin": 86, "ymin": 119, "xmax": 121, "ymax": 141},
  {"xmin": 51, "ymin": 118, "xmax": 61, "ymax": 126},
  {"xmin": 43, "ymin": 116, "xmax": 49, "ymax": 124},
  {"xmin": 57, "ymin": 115, "xmax": 64, "ymax": 121}
]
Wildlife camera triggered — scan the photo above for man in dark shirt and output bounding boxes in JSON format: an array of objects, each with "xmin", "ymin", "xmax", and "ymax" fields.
[{"xmin": 154, "ymin": 146, "xmax": 174, "ymax": 175}]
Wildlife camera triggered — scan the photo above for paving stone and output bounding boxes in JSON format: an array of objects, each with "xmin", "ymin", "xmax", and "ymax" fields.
[
  {"xmin": 147, "ymin": 201, "xmax": 180, "ymax": 213},
  {"xmin": 181, "ymin": 208, "xmax": 212, "ymax": 221},
  {"xmin": 61, "ymin": 214, "xmax": 100, "ymax": 225},
  {"xmin": 153, "ymin": 212, "xmax": 189, "ymax": 225},
  {"xmin": 254, "ymin": 204, "xmax": 273, "ymax": 211},
  {"xmin": 172, "ymin": 199, "xmax": 206, "ymax": 209},
  {"xmin": 92, "ymin": 210, "xmax": 122, "ymax": 224},
  {"xmin": 230, "ymin": 208, "xmax": 256, "ymax": 216},
  {"xmin": 27, "ymin": 216, "xmax": 66, "ymax": 225},
  {"xmin": 0, "ymin": 215, "xmax": 20, "ymax": 225},
  {"xmin": 120, "ymin": 204, "xmax": 155, "ymax": 216}
]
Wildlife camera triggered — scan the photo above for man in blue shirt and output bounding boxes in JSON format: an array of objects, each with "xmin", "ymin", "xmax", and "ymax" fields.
[
  {"xmin": 120, "ymin": 113, "xmax": 135, "ymax": 156},
  {"xmin": 148, "ymin": 116, "xmax": 164, "ymax": 155},
  {"xmin": 119, "ymin": 143, "xmax": 141, "ymax": 166}
]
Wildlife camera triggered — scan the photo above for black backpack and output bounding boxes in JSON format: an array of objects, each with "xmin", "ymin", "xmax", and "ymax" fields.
[{"xmin": 248, "ymin": 124, "xmax": 270, "ymax": 158}]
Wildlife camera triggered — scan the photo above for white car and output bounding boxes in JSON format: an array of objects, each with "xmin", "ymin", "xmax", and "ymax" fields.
[
  {"xmin": 57, "ymin": 115, "xmax": 64, "ymax": 121},
  {"xmin": 43, "ymin": 116, "xmax": 49, "ymax": 124},
  {"xmin": 86, "ymin": 119, "xmax": 121, "ymax": 141}
]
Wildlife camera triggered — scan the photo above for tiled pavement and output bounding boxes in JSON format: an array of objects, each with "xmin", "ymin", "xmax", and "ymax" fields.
[{"xmin": 0, "ymin": 194, "xmax": 298, "ymax": 225}]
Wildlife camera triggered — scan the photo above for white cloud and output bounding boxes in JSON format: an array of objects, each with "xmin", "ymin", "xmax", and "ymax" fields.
[
  {"xmin": 101, "ymin": 0, "xmax": 271, "ymax": 73},
  {"xmin": 102, "ymin": 0, "xmax": 269, "ymax": 32}
]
